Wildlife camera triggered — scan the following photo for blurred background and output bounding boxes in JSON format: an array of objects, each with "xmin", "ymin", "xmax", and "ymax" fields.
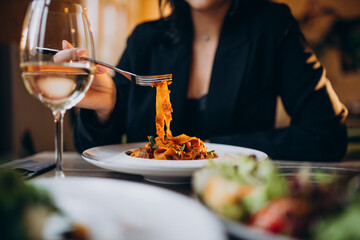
[{"xmin": 0, "ymin": 0, "xmax": 359, "ymax": 162}]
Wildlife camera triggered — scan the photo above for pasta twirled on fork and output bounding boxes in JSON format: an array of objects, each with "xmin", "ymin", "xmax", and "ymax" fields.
[{"xmin": 131, "ymin": 81, "xmax": 217, "ymax": 160}]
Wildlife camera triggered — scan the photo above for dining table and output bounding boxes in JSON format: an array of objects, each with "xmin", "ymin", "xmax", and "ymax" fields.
[
  {"xmin": 21, "ymin": 150, "xmax": 360, "ymax": 240},
  {"xmin": 28, "ymin": 151, "xmax": 360, "ymax": 192}
]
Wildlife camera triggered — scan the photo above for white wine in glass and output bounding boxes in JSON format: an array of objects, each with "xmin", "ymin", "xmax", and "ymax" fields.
[{"xmin": 20, "ymin": 0, "xmax": 95, "ymax": 177}]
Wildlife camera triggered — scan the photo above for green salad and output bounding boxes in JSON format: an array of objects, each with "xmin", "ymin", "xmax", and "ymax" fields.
[
  {"xmin": 193, "ymin": 155, "xmax": 360, "ymax": 239},
  {"xmin": 0, "ymin": 170, "xmax": 89, "ymax": 240},
  {"xmin": 0, "ymin": 170, "xmax": 58, "ymax": 240}
]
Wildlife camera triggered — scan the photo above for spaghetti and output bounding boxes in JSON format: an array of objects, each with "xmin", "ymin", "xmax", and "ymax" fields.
[{"xmin": 130, "ymin": 81, "xmax": 217, "ymax": 160}]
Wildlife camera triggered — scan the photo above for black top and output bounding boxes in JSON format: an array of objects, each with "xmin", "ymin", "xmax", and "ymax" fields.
[
  {"xmin": 183, "ymin": 95, "xmax": 209, "ymax": 140},
  {"xmin": 73, "ymin": 2, "xmax": 348, "ymax": 161}
]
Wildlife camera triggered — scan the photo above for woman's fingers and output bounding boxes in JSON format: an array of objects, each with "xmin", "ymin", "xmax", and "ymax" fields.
[
  {"xmin": 53, "ymin": 40, "xmax": 86, "ymax": 62},
  {"xmin": 62, "ymin": 40, "xmax": 73, "ymax": 49},
  {"xmin": 53, "ymin": 48, "xmax": 87, "ymax": 62},
  {"xmin": 56, "ymin": 40, "xmax": 109, "ymax": 74},
  {"xmin": 96, "ymin": 65, "xmax": 109, "ymax": 74}
]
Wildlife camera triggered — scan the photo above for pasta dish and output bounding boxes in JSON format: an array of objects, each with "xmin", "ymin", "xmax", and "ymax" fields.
[{"xmin": 130, "ymin": 81, "xmax": 217, "ymax": 160}]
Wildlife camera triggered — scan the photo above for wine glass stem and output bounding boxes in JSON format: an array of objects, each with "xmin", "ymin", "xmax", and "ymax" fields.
[{"xmin": 53, "ymin": 110, "xmax": 66, "ymax": 178}]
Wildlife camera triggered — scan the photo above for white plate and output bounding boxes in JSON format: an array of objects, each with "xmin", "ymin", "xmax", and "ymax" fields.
[
  {"xmin": 81, "ymin": 143, "xmax": 268, "ymax": 184},
  {"xmin": 32, "ymin": 177, "xmax": 226, "ymax": 240}
]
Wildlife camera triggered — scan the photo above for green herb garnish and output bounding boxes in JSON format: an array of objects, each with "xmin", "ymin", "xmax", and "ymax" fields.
[
  {"xmin": 148, "ymin": 136, "xmax": 158, "ymax": 150},
  {"xmin": 171, "ymin": 146, "xmax": 178, "ymax": 151},
  {"xmin": 171, "ymin": 146, "xmax": 182, "ymax": 158},
  {"xmin": 181, "ymin": 144, "xmax": 186, "ymax": 151},
  {"xmin": 206, "ymin": 150, "xmax": 215, "ymax": 159}
]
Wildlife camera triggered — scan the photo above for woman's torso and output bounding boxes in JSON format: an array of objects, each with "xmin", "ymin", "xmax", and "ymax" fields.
[{"xmin": 116, "ymin": 2, "xmax": 288, "ymax": 142}]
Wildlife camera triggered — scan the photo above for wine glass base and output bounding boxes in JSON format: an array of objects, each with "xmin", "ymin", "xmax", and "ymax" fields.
[{"xmin": 55, "ymin": 170, "xmax": 65, "ymax": 179}]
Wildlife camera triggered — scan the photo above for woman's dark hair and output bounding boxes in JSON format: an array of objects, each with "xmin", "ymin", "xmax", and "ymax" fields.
[{"xmin": 158, "ymin": 0, "xmax": 265, "ymax": 43}]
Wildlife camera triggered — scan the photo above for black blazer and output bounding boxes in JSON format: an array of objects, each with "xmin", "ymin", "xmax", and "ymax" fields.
[{"xmin": 74, "ymin": 2, "xmax": 348, "ymax": 161}]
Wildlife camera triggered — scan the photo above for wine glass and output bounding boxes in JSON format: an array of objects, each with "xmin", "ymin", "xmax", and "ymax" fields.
[{"xmin": 19, "ymin": 0, "xmax": 95, "ymax": 178}]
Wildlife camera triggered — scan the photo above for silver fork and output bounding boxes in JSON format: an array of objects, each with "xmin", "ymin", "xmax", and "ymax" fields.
[{"xmin": 36, "ymin": 47, "xmax": 172, "ymax": 86}]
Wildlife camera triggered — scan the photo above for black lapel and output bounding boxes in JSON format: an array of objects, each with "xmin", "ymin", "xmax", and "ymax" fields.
[
  {"xmin": 208, "ymin": 13, "xmax": 253, "ymax": 134},
  {"xmin": 149, "ymin": 13, "xmax": 253, "ymax": 136}
]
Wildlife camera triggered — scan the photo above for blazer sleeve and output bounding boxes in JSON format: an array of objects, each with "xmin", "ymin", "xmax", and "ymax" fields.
[
  {"xmin": 73, "ymin": 42, "xmax": 132, "ymax": 153},
  {"xmin": 211, "ymin": 5, "xmax": 348, "ymax": 162}
]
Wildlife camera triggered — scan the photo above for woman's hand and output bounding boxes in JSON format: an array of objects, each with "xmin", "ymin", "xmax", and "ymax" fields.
[{"xmin": 54, "ymin": 40, "xmax": 117, "ymax": 124}]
